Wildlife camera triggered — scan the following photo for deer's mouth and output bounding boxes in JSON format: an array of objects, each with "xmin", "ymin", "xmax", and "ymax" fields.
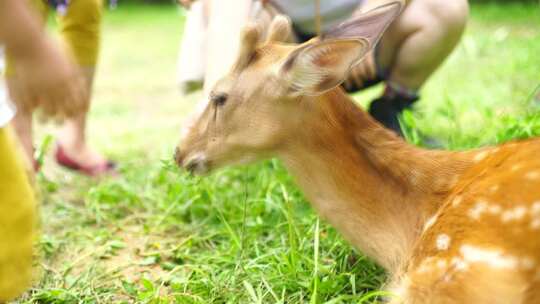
[
  {"xmin": 174, "ymin": 149, "xmax": 210, "ymax": 175},
  {"xmin": 186, "ymin": 158, "xmax": 209, "ymax": 175}
]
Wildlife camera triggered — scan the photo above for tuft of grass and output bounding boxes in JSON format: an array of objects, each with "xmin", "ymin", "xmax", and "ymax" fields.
[{"xmin": 14, "ymin": 2, "xmax": 540, "ymax": 303}]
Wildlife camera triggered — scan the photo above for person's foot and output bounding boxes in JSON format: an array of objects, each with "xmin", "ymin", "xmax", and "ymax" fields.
[
  {"xmin": 368, "ymin": 95, "xmax": 416, "ymax": 137},
  {"xmin": 368, "ymin": 96, "xmax": 444, "ymax": 148},
  {"xmin": 55, "ymin": 143, "xmax": 116, "ymax": 176}
]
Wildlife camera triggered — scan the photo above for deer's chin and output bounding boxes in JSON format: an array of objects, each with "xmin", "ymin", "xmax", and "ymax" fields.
[{"xmin": 179, "ymin": 150, "xmax": 263, "ymax": 176}]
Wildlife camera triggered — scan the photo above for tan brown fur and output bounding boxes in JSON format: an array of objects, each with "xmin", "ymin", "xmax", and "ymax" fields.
[{"xmin": 175, "ymin": 3, "xmax": 540, "ymax": 302}]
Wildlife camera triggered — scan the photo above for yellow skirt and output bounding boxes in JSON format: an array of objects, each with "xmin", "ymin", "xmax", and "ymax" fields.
[{"xmin": 0, "ymin": 127, "xmax": 36, "ymax": 301}]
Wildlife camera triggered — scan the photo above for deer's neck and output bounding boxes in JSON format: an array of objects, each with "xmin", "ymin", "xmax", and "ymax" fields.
[{"xmin": 278, "ymin": 89, "xmax": 473, "ymax": 272}]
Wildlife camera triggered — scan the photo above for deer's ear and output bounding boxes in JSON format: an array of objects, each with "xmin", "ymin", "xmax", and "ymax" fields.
[
  {"xmin": 266, "ymin": 15, "xmax": 292, "ymax": 43},
  {"xmin": 323, "ymin": 0, "xmax": 404, "ymax": 46},
  {"xmin": 280, "ymin": 39, "xmax": 369, "ymax": 95},
  {"xmin": 233, "ymin": 23, "xmax": 261, "ymax": 72}
]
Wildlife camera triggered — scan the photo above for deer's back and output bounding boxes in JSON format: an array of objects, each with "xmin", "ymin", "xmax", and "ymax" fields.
[{"xmin": 396, "ymin": 138, "xmax": 540, "ymax": 303}]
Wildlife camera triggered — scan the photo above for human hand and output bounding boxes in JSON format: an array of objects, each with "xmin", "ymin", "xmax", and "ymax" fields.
[
  {"xmin": 8, "ymin": 37, "xmax": 87, "ymax": 122},
  {"xmin": 343, "ymin": 51, "xmax": 377, "ymax": 91}
]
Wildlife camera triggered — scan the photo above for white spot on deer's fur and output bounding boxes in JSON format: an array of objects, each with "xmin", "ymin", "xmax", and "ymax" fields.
[
  {"xmin": 436, "ymin": 234, "xmax": 451, "ymax": 251},
  {"xmin": 415, "ymin": 258, "xmax": 450, "ymax": 274},
  {"xmin": 416, "ymin": 257, "xmax": 436, "ymax": 274},
  {"xmin": 501, "ymin": 206, "xmax": 527, "ymax": 222},
  {"xmin": 388, "ymin": 276, "xmax": 410, "ymax": 300},
  {"xmin": 469, "ymin": 201, "xmax": 488, "ymax": 219},
  {"xmin": 520, "ymin": 257, "xmax": 536, "ymax": 270},
  {"xmin": 445, "ymin": 175, "xmax": 459, "ymax": 188},
  {"xmin": 506, "ymin": 143, "xmax": 518, "ymax": 149},
  {"xmin": 436, "ymin": 259, "xmax": 448, "ymax": 269},
  {"xmin": 530, "ymin": 219, "xmax": 540, "ymax": 230},
  {"xmin": 452, "ymin": 195, "xmax": 463, "ymax": 207},
  {"xmin": 423, "ymin": 215, "xmax": 438, "ymax": 233},
  {"xmin": 489, "ymin": 184, "xmax": 500, "ymax": 193},
  {"xmin": 416, "ymin": 264, "xmax": 430, "ymax": 274},
  {"xmin": 473, "ymin": 151, "xmax": 489, "ymax": 162},
  {"xmin": 525, "ymin": 171, "xmax": 540, "ymax": 180},
  {"xmin": 451, "ymin": 257, "xmax": 469, "ymax": 271},
  {"xmin": 488, "ymin": 204, "xmax": 502, "ymax": 215},
  {"xmin": 511, "ymin": 164, "xmax": 524, "ymax": 172},
  {"xmin": 409, "ymin": 169, "xmax": 422, "ymax": 186},
  {"xmin": 532, "ymin": 202, "xmax": 540, "ymax": 214},
  {"xmin": 460, "ymin": 245, "xmax": 518, "ymax": 269}
]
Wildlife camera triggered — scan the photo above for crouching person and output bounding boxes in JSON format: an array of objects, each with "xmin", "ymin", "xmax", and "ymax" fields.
[{"xmin": 177, "ymin": 0, "xmax": 469, "ymax": 137}]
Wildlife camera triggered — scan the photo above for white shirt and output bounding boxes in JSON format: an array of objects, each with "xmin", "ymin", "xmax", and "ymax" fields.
[
  {"xmin": 0, "ymin": 47, "xmax": 15, "ymax": 127},
  {"xmin": 272, "ymin": 0, "xmax": 364, "ymax": 34}
]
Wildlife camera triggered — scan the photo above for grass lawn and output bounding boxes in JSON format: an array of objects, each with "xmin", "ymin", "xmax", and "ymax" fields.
[{"xmin": 16, "ymin": 2, "xmax": 540, "ymax": 303}]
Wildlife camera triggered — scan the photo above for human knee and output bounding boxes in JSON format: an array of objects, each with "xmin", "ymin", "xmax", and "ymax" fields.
[{"xmin": 424, "ymin": 0, "xmax": 469, "ymax": 36}]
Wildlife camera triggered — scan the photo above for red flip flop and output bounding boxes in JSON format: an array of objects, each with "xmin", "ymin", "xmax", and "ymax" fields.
[
  {"xmin": 32, "ymin": 148, "xmax": 41, "ymax": 172},
  {"xmin": 55, "ymin": 144, "xmax": 117, "ymax": 177},
  {"xmin": 33, "ymin": 159, "xmax": 41, "ymax": 172}
]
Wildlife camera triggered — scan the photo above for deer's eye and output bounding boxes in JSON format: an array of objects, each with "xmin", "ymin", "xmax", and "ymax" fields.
[{"xmin": 211, "ymin": 93, "xmax": 228, "ymax": 106}]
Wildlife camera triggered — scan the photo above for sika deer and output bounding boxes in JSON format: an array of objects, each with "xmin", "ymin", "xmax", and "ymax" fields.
[{"xmin": 174, "ymin": 2, "xmax": 540, "ymax": 302}]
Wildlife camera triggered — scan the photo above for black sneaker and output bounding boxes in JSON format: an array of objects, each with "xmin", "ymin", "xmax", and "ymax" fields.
[
  {"xmin": 368, "ymin": 95, "xmax": 417, "ymax": 137},
  {"xmin": 369, "ymin": 96, "xmax": 445, "ymax": 148}
]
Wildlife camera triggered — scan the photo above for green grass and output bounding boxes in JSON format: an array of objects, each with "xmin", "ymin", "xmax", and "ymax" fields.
[{"xmin": 15, "ymin": 2, "xmax": 540, "ymax": 303}]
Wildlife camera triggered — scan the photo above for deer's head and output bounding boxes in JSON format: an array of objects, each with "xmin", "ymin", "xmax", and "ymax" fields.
[{"xmin": 175, "ymin": 1, "xmax": 403, "ymax": 174}]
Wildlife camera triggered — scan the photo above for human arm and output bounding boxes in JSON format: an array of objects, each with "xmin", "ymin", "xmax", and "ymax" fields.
[{"xmin": 0, "ymin": 0, "xmax": 86, "ymax": 120}]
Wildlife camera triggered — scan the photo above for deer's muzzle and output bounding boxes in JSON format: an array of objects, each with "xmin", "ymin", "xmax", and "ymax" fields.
[{"xmin": 174, "ymin": 147, "xmax": 209, "ymax": 175}]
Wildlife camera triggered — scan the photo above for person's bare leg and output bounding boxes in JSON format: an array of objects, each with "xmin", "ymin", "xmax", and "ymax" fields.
[
  {"xmin": 358, "ymin": 0, "xmax": 469, "ymax": 135},
  {"xmin": 10, "ymin": 107, "xmax": 33, "ymax": 163},
  {"xmin": 57, "ymin": 67, "xmax": 106, "ymax": 166},
  {"xmin": 378, "ymin": 0, "xmax": 469, "ymax": 90}
]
